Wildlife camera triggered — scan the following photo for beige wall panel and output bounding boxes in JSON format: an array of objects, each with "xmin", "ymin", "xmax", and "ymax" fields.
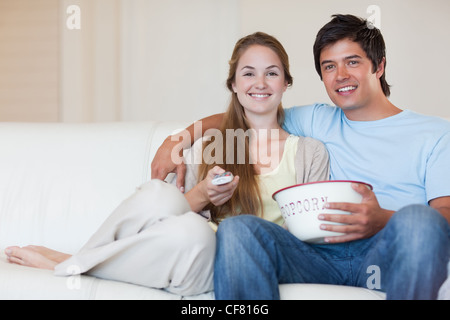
[{"xmin": 0, "ymin": 0, "xmax": 59, "ymax": 122}]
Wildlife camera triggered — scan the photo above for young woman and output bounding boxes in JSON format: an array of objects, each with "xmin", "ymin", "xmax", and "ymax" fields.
[{"xmin": 5, "ymin": 32, "xmax": 329, "ymax": 296}]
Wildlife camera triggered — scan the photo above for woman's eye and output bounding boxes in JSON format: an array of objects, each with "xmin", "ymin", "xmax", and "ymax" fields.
[
  {"xmin": 267, "ymin": 72, "xmax": 278, "ymax": 77},
  {"xmin": 243, "ymin": 72, "xmax": 254, "ymax": 77}
]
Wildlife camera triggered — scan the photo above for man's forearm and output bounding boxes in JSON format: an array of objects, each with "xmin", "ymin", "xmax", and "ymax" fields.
[
  {"xmin": 430, "ymin": 197, "xmax": 450, "ymax": 224},
  {"xmin": 170, "ymin": 113, "xmax": 224, "ymax": 149},
  {"xmin": 435, "ymin": 207, "xmax": 450, "ymax": 224},
  {"xmin": 150, "ymin": 113, "xmax": 223, "ymax": 183}
]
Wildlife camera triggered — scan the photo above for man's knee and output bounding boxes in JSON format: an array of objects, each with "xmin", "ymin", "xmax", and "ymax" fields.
[
  {"xmin": 391, "ymin": 204, "xmax": 448, "ymax": 232},
  {"xmin": 388, "ymin": 204, "xmax": 450, "ymax": 250},
  {"xmin": 217, "ymin": 215, "xmax": 260, "ymax": 235}
]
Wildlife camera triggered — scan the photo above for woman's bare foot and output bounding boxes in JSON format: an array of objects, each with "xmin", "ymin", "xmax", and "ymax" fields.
[{"xmin": 4, "ymin": 246, "xmax": 71, "ymax": 270}]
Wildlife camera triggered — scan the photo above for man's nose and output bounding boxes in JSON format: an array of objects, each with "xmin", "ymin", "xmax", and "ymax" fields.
[{"xmin": 336, "ymin": 65, "xmax": 349, "ymax": 81}]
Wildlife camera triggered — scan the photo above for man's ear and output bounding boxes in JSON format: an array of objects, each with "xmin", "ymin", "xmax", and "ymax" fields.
[{"xmin": 376, "ymin": 57, "xmax": 386, "ymax": 79}]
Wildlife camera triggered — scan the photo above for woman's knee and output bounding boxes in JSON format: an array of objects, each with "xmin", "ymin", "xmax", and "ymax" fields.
[
  {"xmin": 169, "ymin": 213, "xmax": 216, "ymax": 253},
  {"xmin": 130, "ymin": 179, "xmax": 191, "ymax": 217}
]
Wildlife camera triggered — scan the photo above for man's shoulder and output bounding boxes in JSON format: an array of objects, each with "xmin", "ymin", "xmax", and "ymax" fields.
[
  {"xmin": 285, "ymin": 103, "xmax": 340, "ymax": 122},
  {"xmin": 287, "ymin": 103, "xmax": 337, "ymax": 114},
  {"xmin": 403, "ymin": 110, "xmax": 450, "ymax": 132},
  {"xmin": 283, "ymin": 103, "xmax": 340, "ymax": 137}
]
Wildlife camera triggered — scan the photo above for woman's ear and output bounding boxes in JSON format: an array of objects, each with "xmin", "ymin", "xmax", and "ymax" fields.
[{"xmin": 232, "ymin": 82, "xmax": 237, "ymax": 93}]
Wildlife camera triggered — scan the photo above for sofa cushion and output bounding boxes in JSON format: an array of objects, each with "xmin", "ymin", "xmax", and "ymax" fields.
[
  {"xmin": 0, "ymin": 251, "xmax": 191, "ymax": 299},
  {"xmin": 0, "ymin": 251, "xmax": 385, "ymax": 300},
  {"xmin": 0, "ymin": 122, "xmax": 187, "ymax": 254},
  {"xmin": 8, "ymin": 118, "xmax": 448, "ymax": 300}
]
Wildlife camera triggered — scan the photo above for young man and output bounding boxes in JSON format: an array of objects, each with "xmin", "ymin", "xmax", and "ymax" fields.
[{"xmin": 151, "ymin": 15, "xmax": 450, "ymax": 299}]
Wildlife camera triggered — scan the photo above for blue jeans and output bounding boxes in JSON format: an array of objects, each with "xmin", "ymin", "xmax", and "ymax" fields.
[{"xmin": 214, "ymin": 205, "xmax": 450, "ymax": 300}]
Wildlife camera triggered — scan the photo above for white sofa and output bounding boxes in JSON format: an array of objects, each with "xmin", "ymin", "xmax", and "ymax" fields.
[{"xmin": 2, "ymin": 119, "xmax": 427, "ymax": 300}]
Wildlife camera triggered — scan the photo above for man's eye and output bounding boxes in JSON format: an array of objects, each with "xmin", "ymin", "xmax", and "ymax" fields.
[
  {"xmin": 348, "ymin": 60, "xmax": 359, "ymax": 66},
  {"xmin": 324, "ymin": 65, "xmax": 334, "ymax": 71}
]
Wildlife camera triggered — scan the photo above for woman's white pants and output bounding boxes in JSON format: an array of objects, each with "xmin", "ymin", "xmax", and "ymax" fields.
[{"xmin": 54, "ymin": 180, "xmax": 216, "ymax": 296}]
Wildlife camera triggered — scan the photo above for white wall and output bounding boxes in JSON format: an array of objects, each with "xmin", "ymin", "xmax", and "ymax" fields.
[
  {"xmin": 13, "ymin": 0, "xmax": 450, "ymax": 122},
  {"xmin": 239, "ymin": 0, "xmax": 450, "ymax": 118},
  {"xmin": 59, "ymin": 0, "xmax": 240, "ymax": 122}
]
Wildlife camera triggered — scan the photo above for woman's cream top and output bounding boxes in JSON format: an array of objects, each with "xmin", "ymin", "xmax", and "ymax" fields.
[
  {"xmin": 257, "ymin": 135, "xmax": 298, "ymax": 226},
  {"xmin": 178, "ymin": 133, "xmax": 330, "ymax": 227}
]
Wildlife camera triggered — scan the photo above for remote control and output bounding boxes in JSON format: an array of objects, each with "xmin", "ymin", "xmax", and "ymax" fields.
[{"xmin": 212, "ymin": 172, "xmax": 234, "ymax": 185}]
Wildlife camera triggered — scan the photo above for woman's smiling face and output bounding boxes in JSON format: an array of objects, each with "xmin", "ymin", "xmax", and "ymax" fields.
[{"xmin": 232, "ymin": 45, "xmax": 288, "ymax": 120}]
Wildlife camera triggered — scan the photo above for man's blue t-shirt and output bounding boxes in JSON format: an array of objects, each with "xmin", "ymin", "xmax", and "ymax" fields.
[{"xmin": 284, "ymin": 104, "xmax": 450, "ymax": 211}]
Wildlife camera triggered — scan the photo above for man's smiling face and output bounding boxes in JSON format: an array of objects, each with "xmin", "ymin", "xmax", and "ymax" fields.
[{"xmin": 320, "ymin": 38, "xmax": 385, "ymax": 114}]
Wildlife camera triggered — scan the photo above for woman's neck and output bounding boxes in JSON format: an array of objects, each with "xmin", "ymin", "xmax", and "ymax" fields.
[{"xmin": 245, "ymin": 119, "xmax": 289, "ymax": 175}]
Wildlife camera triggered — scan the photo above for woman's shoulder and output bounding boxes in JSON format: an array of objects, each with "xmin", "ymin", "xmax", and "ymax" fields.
[{"xmin": 292, "ymin": 135, "xmax": 326, "ymax": 152}]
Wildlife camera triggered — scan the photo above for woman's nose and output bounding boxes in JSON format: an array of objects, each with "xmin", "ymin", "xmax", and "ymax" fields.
[{"xmin": 254, "ymin": 75, "xmax": 267, "ymax": 89}]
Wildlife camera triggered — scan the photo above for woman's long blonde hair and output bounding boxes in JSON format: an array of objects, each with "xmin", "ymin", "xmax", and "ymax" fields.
[{"xmin": 198, "ymin": 32, "xmax": 293, "ymax": 224}]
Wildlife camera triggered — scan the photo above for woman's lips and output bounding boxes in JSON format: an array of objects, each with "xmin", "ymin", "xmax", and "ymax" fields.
[{"xmin": 249, "ymin": 93, "xmax": 271, "ymax": 98}]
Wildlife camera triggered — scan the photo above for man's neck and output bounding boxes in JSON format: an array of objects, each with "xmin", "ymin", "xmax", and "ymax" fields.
[{"xmin": 342, "ymin": 96, "xmax": 402, "ymax": 121}]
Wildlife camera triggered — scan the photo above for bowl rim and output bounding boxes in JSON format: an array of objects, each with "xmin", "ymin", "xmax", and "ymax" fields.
[{"xmin": 272, "ymin": 180, "xmax": 373, "ymax": 199}]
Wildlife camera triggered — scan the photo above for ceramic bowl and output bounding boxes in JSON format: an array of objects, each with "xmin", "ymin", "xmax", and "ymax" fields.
[{"xmin": 272, "ymin": 180, "xmax": 373, "ymax": 244}]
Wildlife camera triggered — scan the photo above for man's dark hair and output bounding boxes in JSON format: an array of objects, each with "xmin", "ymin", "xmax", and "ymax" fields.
[{"xmin": 313, "ymin": 14, "xmax": 391, "ymax": 97}]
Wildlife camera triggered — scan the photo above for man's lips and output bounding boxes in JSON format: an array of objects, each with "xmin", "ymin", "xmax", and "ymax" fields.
[{"xmin": 336, "ymin": 85, "xmax": 357, "ymax": 95}]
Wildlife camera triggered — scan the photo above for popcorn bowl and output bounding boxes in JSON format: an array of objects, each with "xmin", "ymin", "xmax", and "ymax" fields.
[{"xmin": 272, "ymin": 180, "xmax": 373, "ymax": 244}]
